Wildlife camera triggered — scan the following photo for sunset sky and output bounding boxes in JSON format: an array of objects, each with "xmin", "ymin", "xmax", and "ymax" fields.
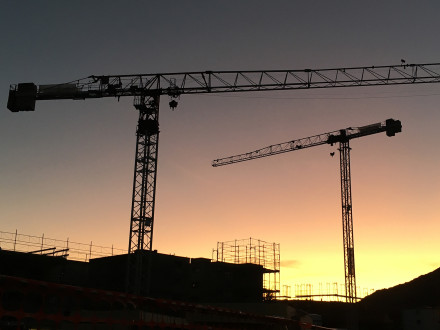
[{"xmin": 1, "ymin": 1, "xmax": 439, "ymax": 296}]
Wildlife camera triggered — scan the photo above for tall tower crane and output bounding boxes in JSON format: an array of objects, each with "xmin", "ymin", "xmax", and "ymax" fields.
[
  {"xmin": 212, "ymin": 119, "xmax": 402, "ymax": 302},
  {"xmin": 6, "ymin": 62, "xmax": 436, "ymax": 295}
]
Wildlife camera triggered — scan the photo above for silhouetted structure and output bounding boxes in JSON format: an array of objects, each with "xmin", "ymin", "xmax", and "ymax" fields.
[
  {"xmin": 213, "ymin": 119, "xmax": 402, "ymax": 303},
  {"xmin": 213, "ymin": 238, "xmax": 280, "ymax": 300},
  {"xmin": 0, "ymin": 230, "xmax": 126, "ymax": 262},
  {"xmin": 293, "ymin": 282, "xmax": 375, "ymax": 301},
  {"xmin": 0, "ymin": 275, "xmax": 307, "ymax": 330},
  {"xmin": 2, "ymin": 244, "xmax": 439, "ymax": 329},
  {"xmin": 0, "ymin": 248, "xmax": 264, "ymax": 304},
  {"xmin": 7, "ymin": 62, "xmax": 435, "ymax": 295}
]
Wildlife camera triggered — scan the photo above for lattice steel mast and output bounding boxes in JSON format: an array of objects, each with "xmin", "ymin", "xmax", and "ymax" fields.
[
  {"xmin": 212, "ymin": 119, "xmax": 402, "ymax": 302},
  {"xmin": 7, "ymin": 62, "xmax": 430, "ymax": 295},
  {"xmin": 339, "ymin": 140, "xmax": 356, "ymax": 303},
  {"xmin": 126, "ymin": 95, "xmax": 160, "ymax": 294}
]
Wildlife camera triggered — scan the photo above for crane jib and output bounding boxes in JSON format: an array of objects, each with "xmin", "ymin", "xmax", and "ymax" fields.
[
  {"xmin": 212, "ymin": 119, "xmax": 402, "ymax": 167},
  {"xmin": 7, "ymin": 62, "xmax": 440, "ymax": 112}
]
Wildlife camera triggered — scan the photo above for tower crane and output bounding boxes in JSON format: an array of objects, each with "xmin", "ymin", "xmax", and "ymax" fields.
[
  {"xmin": 212, "ymin": 118, "xmax": 402, "ymax": 302},
  {"xmin": 6, "ymin": 62, "xmax": 436, "ymax": 295}
]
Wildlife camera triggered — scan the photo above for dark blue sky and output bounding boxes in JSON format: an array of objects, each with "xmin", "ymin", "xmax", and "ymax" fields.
[{"xmin": 3, "ymin": 1, "xmax": 440, "ymax": 77}]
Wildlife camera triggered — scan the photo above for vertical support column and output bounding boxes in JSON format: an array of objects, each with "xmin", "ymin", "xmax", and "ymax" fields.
[
  {"xmin": 339, "ymin": 140, "xmax": 357, "ymax": 303},
  {"xmin": 126, "ymin": 94, "xmax": 160, "ymax": 295}
]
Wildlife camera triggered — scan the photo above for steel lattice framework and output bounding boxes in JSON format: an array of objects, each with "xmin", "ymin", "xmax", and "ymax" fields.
[
  {"xmin": 125, "ymin": 95, "xmax": 160, "ymax": 294},
  {"xmin": 7, "ymin": 62, "xmax": 434, "ymax": 295},
  {"xmin": 212, "ymin": 119, "xmax": 401, "ymax": 302},
  {"xmin": 339, "ymin": 141, "xmax": 356, "ymax": 303},
  {"xmin": 212, "ymin": 129, "xmax": 339, "ymax": 166},
  {"xmin": 213, "ymin": 238, "xmax": 281, "ymax": 300},
  {"xmin": 7, "ymin": 63, "xmax": 440, "ymax": 106}
]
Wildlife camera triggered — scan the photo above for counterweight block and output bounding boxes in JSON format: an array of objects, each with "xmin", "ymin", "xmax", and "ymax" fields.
[
  {"xmin": 385, "ymin": 119, "xmax": 402, "ymax": 137},
  {"xmin": 7, "ymin": 83, "xmax": 37, "ymax": 112}
]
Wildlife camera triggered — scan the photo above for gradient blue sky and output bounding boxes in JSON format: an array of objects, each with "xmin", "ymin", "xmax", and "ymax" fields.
[{"xmin": 1, "ymin": 1, "xmax": 440, "ymax": 294}]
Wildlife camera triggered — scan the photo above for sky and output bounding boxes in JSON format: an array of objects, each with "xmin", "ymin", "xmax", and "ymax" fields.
[{"xmin": 1, "ymin": 1, "xmax": 439, "ymax": 297}]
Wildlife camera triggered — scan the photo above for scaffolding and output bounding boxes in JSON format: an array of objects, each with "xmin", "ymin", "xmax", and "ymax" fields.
[
  {"xmin": 213, "ymin": 238, "xmax": 280, "ymax": 300},
  {"xmin": 293, "ymin": 282, "xmax": 375, "ymax": 302},
  {"xmin": 0, "ymin": 230, "xmax": 125, "ymax": 262}
]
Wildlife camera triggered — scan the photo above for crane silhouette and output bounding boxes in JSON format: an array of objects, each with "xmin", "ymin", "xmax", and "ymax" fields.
[
  {"xmin": 212, "ymin": 119, "xmax": 402, "ymax": 302},
  {"xmin": 7, "ymin": 61, "xmax": 433, "ymax": 295}
]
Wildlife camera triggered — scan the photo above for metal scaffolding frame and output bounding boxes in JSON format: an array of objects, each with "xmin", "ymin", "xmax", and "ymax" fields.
[
  {"xmin": 0, "ymin": 230, "xmax": 125, "ymax": 262},
  {"xmin": 213, "ymin": 238, "xmax": 280, "ymax": 300},
  {"xmin": 293, "ymin": 282, "xmax": 374, "ymax": 302}
]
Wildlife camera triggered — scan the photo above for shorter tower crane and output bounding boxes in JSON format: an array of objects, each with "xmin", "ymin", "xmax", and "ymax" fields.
[{"xmin": 212, "ymin": 119, "xmax": 402, "ymax": 302}]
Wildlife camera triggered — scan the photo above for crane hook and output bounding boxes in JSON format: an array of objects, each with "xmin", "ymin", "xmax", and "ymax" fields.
[{"xmin": 169, "ymin": 99, "xmax": 178, "ymax": 110}]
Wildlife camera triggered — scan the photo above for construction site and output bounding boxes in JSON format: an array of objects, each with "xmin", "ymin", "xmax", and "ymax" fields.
[{"xmin": 2, "ymin": 63, "xmax": 440, "ymax": 329}]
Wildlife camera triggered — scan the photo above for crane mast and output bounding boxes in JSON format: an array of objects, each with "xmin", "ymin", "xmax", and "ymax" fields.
[
  {"xmin": 6, "ymin": 62, "xmax": 427, "ymax": 296},
  {"xmin": 212, "ymin": 119, "xmax": 402, "ymax": 302},
  {"xmin": 127, "ymin": 95, "xmax": 160, "ymax": 294},
  {"xmin": 340, "ymin": 140, "xmax": 355, "ymax": 302}
]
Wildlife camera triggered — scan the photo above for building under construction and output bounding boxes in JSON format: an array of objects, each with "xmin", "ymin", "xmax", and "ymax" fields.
[
  {"xmin": 213, "ymin": 238, "xmax": 280, "ymax": 300},
  {"xmin": 0, "ymin": 235, "xmax": 267, "ymax": 304},
  {"xmin": 0, "ymin": 233, "xmax": 316, "ymax": 329}
]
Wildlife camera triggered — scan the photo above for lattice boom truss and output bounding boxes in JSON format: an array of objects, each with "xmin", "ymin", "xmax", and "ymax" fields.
[{"xmin": 213, "ymin": 238, "xmax": 280, "ymax": 299}]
